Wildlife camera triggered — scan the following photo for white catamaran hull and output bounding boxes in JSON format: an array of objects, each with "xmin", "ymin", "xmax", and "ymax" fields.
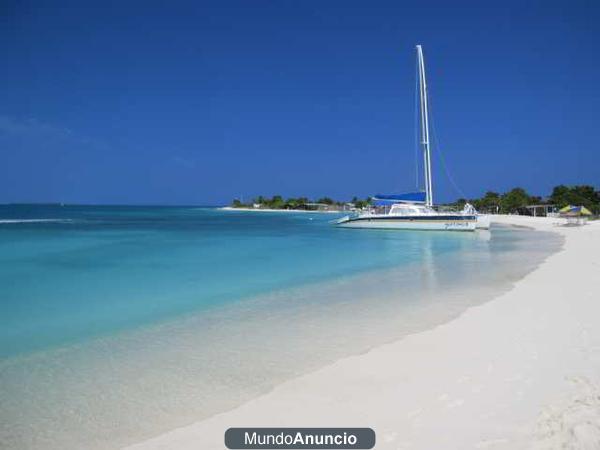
[
  {"xmin": 337, "ymin": 216, "xmax": 477, "ymax": 231},
  {"xmin": 476, "ymin": 214, "xmax": 491, "ymax": 229}
]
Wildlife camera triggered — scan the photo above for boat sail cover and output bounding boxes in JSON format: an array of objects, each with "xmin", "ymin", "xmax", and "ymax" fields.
[{"xmin": 372, "ymin": 192, "xmax": 426, "ymax": 205}]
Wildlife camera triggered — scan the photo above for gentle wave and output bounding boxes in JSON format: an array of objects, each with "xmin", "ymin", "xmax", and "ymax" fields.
[{"xmin": 0, "ymin": 218, "xmax": 73, "ymax": 224}]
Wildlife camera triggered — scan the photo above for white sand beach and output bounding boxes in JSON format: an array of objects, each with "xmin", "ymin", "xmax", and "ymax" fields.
[{"xmin": 126, "ymin": 215, "xmax": 600, "ymax": 450}]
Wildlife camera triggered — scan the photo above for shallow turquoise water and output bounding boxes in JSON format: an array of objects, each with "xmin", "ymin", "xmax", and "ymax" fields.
[
  {"xmin": 0, "ymin": 205, "xmax": 563, "ymax": 450},
  {"xmin": 1, "ymin": 204, "xmax": 496, "ymax": 358}
]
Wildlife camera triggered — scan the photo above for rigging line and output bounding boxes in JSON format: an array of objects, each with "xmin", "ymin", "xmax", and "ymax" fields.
[
  {"xmin": 414, "ymin": 55, "xmax": 420, "ymax": 190},
  {"xmin": 427, "ymin": 89, "xmax": 467, "ymax": 200}
]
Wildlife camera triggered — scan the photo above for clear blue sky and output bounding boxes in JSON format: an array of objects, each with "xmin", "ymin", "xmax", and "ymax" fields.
[{"xmin": 1, "ymin": 0, "xmax": 598, "ymax": 205}]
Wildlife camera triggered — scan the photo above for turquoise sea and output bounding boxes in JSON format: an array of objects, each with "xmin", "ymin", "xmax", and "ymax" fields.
[{"xmin": 0, "ymin": 205, "xmax": 562, "ymax": 449}]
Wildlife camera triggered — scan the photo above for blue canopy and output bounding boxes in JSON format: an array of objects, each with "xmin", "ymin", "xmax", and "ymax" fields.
[{"xmin": 372, "ymin": 192, "xmax": 426, "ymax": 206}]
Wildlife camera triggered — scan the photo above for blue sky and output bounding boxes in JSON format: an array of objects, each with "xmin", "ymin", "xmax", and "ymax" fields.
[{"xmin": 0, "ymin": 0, "xmax": 598, "ymax": 205}]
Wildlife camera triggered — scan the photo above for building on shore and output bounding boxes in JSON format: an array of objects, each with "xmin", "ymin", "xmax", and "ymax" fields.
[{"xmin": 520, "ymin": 204, "xmax": 559, "ymax": 217}]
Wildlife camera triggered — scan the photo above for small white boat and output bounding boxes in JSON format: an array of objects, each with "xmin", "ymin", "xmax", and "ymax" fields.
[{"xmin": 337, "ymin": 45, "xmax": 489, "ymax": 232}]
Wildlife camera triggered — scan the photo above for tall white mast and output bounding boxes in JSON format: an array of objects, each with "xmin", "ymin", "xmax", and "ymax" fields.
[{"xmin": 416, "ymin": 45, "xmax": 433, "ymax": 207}]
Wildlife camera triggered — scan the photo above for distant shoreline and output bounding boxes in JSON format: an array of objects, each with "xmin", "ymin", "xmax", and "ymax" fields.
[{"xmin": 220, "ymin": 206, "xmax": 343, "ymax": 214}]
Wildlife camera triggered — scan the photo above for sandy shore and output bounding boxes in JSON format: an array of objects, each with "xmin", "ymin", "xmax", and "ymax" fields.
[{"xmin": 126, "ymin": 216, "xmax": 600, "ymax": 450}]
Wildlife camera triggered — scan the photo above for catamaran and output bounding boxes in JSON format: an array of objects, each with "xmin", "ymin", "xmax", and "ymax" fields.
[{"xmin": 337, "ymin": 45, "xmax": 489, "ymax": 231}]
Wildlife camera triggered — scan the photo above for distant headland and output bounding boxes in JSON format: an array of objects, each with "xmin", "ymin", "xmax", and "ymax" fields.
[
  {"xmin": 228, "ymin": 185, "xmax": 599, "ymax": 216},
  {"xmin": 228, "ymin": 195, "xmax": 369, "ymax": 212}
]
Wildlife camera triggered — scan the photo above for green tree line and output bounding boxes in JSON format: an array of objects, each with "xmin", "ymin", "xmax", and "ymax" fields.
[
  {"xmin": 453, "ymin": 185, "xmax": 599, "ymax": 214},
  {"xmin": 231, "ymin": 195, "xmax": 372, "ymax": 210},
  {"xmin": 232, "ymin": 185, "xmax": 599, "ymax": 214}
]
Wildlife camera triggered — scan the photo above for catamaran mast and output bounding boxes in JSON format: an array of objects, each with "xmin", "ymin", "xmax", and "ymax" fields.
[{"xmin": 416, "ymin": 45, "xmax": 433, "ymax": 207}]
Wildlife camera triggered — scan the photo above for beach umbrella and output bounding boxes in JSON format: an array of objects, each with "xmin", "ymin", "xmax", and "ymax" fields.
[{"xmin": 559, "ymin": 205, "xmax": 593, "ymax": 216}]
